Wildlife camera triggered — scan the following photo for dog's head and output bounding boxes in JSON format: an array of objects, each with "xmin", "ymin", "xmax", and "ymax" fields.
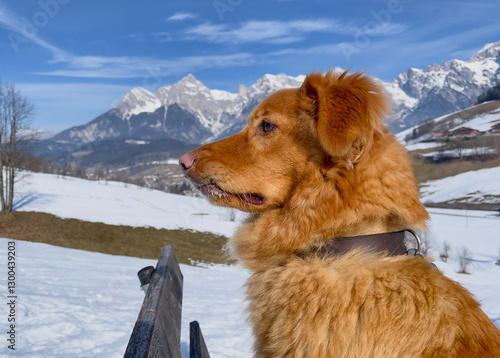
[{"xmin": 180, "ymin": 71, "xmax": 393, "ymax": 213}]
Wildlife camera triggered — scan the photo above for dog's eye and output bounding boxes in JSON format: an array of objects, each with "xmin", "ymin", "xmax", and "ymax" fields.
[{"xmin": 260, "ymin": 120, "xmax": 276, "ymax": 134}]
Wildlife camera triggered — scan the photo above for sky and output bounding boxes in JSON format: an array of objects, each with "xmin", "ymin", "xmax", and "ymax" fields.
[{"xmin": 0, "ymin": 0, "xmax": 499, "ymax": 133}]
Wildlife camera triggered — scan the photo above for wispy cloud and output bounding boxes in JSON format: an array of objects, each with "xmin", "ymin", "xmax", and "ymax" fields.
[
  {"xmin": 181, "ymin": 19, "xmax": 408, "ymax": 45},
  {"xmin": 0, "ymin": 4, "xmax": 255, "ymax": 80},
  {"xmin": 166, "ymin": 12, "xmax": 198, "ymax": 22},
  {"xmin": 36, "ymin": 53, "xmax": 255, "ymax": 80},
  {"xmin": 268, "ymin": 44, "xmax": 345, "ymax": 57},
  {"xmin": 0, "ymin": 4, "xmax": 72, "ymax": 58},
  {"xmin": 183, "ymin": 19, "xmax": 341, "ymax": 44}
]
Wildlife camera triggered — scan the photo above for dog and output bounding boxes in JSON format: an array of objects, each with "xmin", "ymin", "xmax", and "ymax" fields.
[{"xmin": 180, "ymin": 70, "xmax": 500, "ymax": 357}]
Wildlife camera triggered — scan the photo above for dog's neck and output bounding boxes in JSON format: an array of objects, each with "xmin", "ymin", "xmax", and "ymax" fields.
[{"xmin": 299, "ymin": 231, "xmax": 410, "ymax": 258}]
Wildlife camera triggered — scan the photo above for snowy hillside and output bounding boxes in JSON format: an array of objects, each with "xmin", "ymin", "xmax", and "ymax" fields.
[
  {"xmin": 1, "ymin": 172, "xmax": 499, "ymax": 357},
  {"xmin": 420, "ymin": 166, "xmax": 500, "ymax": 206},
  {"xmin": 393, "ymin": 99, "xmax": 500, "ymax": 207},
  {"xmin": 15, "ymin": 172, "xmax": 241, "ymax": 237},
  {"xmin": 396, "ymin": 99, "xmax": 500, "ymax": 144}
]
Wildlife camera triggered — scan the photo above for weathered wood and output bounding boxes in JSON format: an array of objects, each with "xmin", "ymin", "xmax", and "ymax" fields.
[
  {"xmin": 124, "ymin": 245, "xmax": 183, "ymax": 358},
  {"xmin": 190, "ymin": 321, "xmax": 210, "ymax": 358}
]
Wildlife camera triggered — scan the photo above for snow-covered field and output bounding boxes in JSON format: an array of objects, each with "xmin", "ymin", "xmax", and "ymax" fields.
[
  {"xmin": 14, "ymin": 172, "xmax": 241, "ymax": 237},
  {"xmin": 0, "ymin": 238, "xmax": 251, "ymax": 358},
  {"xmin": 420, "ymin": 166, "xmax": 500, "ymax": 204},
  {"xmin": 1, "ymin": 172, "xmax": 499, "ymax": 357},
  {"xmin": 403, "ymin": 141, "xmax": 444, "ymax": 151}
]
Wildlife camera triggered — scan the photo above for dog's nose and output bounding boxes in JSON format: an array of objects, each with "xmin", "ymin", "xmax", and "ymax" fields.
[{"xmin": 179, "ymin": 152, "xmax": 196, "ymax": 173}]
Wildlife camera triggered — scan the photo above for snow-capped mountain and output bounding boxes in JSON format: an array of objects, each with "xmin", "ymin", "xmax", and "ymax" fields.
[
  {"xmin": 42, "ymin": 72, "xmax": 306, "ymax": 154},
  {"xmin": 387, "ymin": 42, "xmax": 500, "ymax": 129},
  {"xmin": 38, "ymin": 41, "xmax": 500, "ymax": 163},
  {"xmin": 19, "ymin": 129, "xmax": 55, "ymax": 140},
  {"xmin": 112, "ymin": 87, "xmax": 162, "ymax": 120},
  {"xmin": 154, "ymin": 74, "xmax": 241, "ymax": 139}
]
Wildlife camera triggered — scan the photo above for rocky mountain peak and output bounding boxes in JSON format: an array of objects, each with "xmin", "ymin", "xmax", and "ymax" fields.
[
  {"xmin": 113, "ymin": 87, "xmax": 161, "ymax": 120},
  {"xmin": 165, "ymin": 74, "xmax": 212, "ymax": 104},
  {"xmin": 470, "ymin": 42, "xmax": 500, "ymax": 62},
  {"xmin": 154, "ymin": 86, "xmax": 171, "ymax": 103},
  {"xmin": 247, "ymin": 73, "xmax": 305, "ymax": 100}
]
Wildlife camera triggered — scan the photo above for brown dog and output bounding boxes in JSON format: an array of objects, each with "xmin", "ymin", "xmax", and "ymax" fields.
[{"xmin": 180, "ymin": 71, "xmax": 500, "ymax": 357}]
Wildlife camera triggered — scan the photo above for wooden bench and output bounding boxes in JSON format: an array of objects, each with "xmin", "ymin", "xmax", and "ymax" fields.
[{"xmin": 124, "ymin": 244, "xmax": 210, "ymax": 358}]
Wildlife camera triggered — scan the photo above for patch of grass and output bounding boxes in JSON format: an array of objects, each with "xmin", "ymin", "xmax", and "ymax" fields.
[
  {"xmin": 0, "ymin": 211, "xmax": 231, "ymax": 266},
  {"xmin": 411, "ymin": 150, "xmax": 500, "ymax": 184},
  {"xmin": 424, "ymin": 201, "xmax": 500, "ymax": 211}
]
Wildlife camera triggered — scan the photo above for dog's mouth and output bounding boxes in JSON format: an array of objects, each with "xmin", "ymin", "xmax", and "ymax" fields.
[{"xmin": 198, "ymin": 182, "xmax": 266, "ymax": 206}]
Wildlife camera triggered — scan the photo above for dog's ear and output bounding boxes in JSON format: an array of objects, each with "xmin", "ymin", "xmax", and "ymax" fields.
[{"xmin": 299, "ymin": 71, "xmax": 390, "ymax": 162}]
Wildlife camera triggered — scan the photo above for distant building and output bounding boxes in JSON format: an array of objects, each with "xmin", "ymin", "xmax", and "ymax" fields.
[{"xmin": 433, "ymin": 127, "xmax": 482, "ymax": 140}]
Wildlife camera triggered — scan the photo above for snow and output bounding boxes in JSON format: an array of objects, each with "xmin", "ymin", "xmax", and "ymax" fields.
[
  {"xmin": 456, "ymin": 111, "xmax": 500, "ymax": 132},
  {"xmin": 15, "ymin": 172, "xmax": 240, "ymax": 237},
  {"xmin": 0, "ymin": 238, "xmax": 251, "ymax": 358},
  {"xmin": 19, "ymin": 129, "xmax": 55, "ymax": 141},
  {"xmin": 450, "ymin": 83, "xmax": 465, "ymax": 93},
  {"xmin": 252, "ymin": 73, "xmax": 304, "ymax": 95},
  {"xmin": 1, "ymin": 172, "xmax": 499, "ymax": 357},
  {"xmin": 424, "ymin": 208, "xmax": 500, "ymax": 327},
  {"xmin": 386, "ymin": 82, "xmax": 419, "ymax": 109},
  {"xmin": 116, "ymin": 87, "xmax": 162, "ymax": 120},
  {"xmin": 396, "ymin": 100, "xmax": 500, "ymax": 149},
  {"xmin": 423, "ymin": 147, "xmax": 497, "ymax": 160},
  {"xmin": 420, "ymin": 166, "xmax": 500, "ymax": 204},
  {"xmin": 124, "ymin": 139, "xmax": 149, "ymax": 145},
  {"xmin": 468, "ymin": 59, "xmax": 500, "ymax": 86},
  {"xmin": 210, "ymin": 89, "xmax": 238, "ymax": 102},
  {"xmin": 404, "ymin": 142, "xmax": 444, "ymax": 151}
]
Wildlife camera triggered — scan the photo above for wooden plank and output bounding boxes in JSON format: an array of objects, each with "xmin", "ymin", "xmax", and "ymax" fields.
[
  {"xmin": 124, "ymin": 244, "xmax": 184, "ymax": 358},
  {"xmin": 190, "ymin": 321, "xmax": 210, "ymax": 358}
]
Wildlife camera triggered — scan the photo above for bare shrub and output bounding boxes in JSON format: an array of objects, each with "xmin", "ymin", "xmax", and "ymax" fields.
[
  {"xmin": 457, "ymin": 246, "xmax": 472, "ymax": 274},
  {"xmin": 439, "ymin": 241, "xmax": 451, "ymax": 263},
  {"xmin": 419, "ymin": 230, "xmax": 435, "ymax": 257}
]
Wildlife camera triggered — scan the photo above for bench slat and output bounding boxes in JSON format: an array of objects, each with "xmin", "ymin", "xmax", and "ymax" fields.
[
  {"xmin": 124, "ymin": 245, "xmax": 183, "ymax": 358},
  {"xmin": 190, "ymin": 321, "xmax": 210, "ymax": 358}
]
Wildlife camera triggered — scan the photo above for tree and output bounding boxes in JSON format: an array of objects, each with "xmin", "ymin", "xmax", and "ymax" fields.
[
  {"xmin": 449, "ymin": 138, "xmax": 466, "ymax": 160},
  {"xmin": 0, "ymin": 82, "xmax": 34, "ymax": 213},
  {"xmin": 475, "ymin": 82, "xmax": 500, "ymax": 105}
]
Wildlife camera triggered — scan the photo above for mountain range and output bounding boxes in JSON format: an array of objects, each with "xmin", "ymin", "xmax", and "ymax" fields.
[{"xmin": 36, "ymin": 41, "xmax": 500, "ymax": 166}]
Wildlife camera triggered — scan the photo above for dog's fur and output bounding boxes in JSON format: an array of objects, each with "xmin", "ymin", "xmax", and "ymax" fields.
[{"xmin": 180, "ymin": 71, "xmax": 500, "ymax": 357}]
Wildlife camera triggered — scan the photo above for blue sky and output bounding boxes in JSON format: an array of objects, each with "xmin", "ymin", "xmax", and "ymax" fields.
[{"xmin": 0, "ymin": 0, "xmax": 499, "ymax": 133}]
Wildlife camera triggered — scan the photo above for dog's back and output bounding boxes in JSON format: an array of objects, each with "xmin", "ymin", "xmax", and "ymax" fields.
[{"xmin": 245, "ymin": 252, "xmax": 500, "ymax": 357}]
